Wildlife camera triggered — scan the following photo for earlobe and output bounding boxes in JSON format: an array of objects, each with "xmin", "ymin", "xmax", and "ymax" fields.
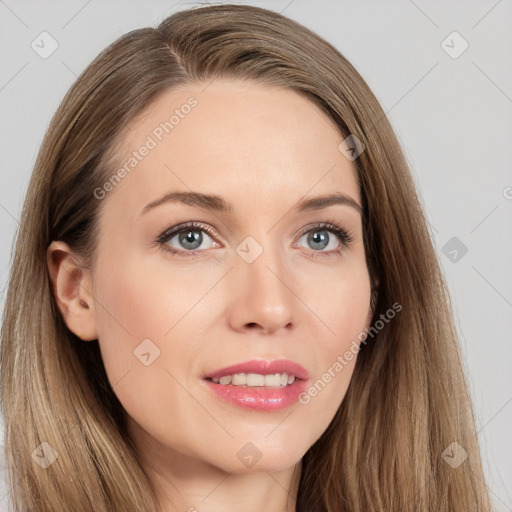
[{"xmin": 47, "ymin": 241, "xmax": 98, "ymax": 341}]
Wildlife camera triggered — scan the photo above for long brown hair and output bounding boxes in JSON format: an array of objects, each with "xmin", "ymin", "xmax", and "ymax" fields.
[{"xmin": 0, "ymin": 4, "xmax": 491, "ymax": 511}]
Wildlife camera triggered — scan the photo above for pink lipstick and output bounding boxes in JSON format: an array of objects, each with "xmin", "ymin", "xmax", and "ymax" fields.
[{"xmin": 202, "ymin": 359, "xmax": 310, "ymax": 411}]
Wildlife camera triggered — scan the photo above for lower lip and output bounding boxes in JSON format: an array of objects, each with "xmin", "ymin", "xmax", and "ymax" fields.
[{"xmin": 203, "ymin": 378, "xmax": 308, "ymax": 411}]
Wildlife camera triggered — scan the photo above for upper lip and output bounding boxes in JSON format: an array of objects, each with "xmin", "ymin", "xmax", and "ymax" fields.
[{"xmin": 204, "ymin": 359, "xmax": 310, "ymax": 381}]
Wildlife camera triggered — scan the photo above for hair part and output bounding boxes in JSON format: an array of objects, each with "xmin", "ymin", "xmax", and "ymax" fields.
[{"xmin": 0, "ymin": 4, "xmax": 491, "ymax": 511}]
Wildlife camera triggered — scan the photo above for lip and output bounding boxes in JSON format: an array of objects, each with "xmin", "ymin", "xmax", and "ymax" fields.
[{"xmin": 202, "ymin": 359, "xmax": 310, "ymax": 411}]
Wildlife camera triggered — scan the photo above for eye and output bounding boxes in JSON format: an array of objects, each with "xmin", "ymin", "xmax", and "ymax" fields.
[
  {"xmin": 156, "ymin": 220, "xmax": 353, "ymax": 259},
  {"xmin": 157, "ymin": 222, "xmax": 220, "ymax": 258},
  {"xmin": 294, "ymin": 222, "xmax": 353, "ymax": 259}
]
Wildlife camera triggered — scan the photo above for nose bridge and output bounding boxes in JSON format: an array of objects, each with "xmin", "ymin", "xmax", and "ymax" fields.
[{"xmin": 229, "ymin": 234, "xmax": 296, "ymax": 332}]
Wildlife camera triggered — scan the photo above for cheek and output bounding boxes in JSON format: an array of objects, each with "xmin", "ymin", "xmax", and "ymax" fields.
[
  {"xmin": 293, "ymin": 258, "xmax": 371, "ymax": 424},
  {"xmin": 92, "ymin": 252, "xmax": 201, "ymax": 346},
  {"xmin": 90, "ymin": 257, "xmax": 176, "ymax": 389},
  {"xmin": 89, "ymin": 249, "xmax": 217, "ymax": 401},
  {"xmin": 303, "ymin": 256, "xmax": 372, "ymax": 348},
  {"xmin": 90, "ymin": 259, "xmax": 193, "ymax": 439}
]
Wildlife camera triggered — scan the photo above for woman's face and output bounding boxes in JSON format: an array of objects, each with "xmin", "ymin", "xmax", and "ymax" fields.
[{"xmin": 82, "ymin": 80, "xmax": 372, "ymax": 474}]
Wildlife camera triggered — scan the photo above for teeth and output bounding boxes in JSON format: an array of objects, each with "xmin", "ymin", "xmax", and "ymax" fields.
[
  {"xmin": 265, "ymin": 374, "xmax": 282, "ymax": 387},
  {"xmin": 209, "ymin": 373, "xmax": 296, "ymax": 387},
  {"xmin": 247, "ymin": 373, "xmax": 265, "ymax": 386},
  {"xmin": 232, "ymin": 373, "xmax": 247, "ymax": 386}
]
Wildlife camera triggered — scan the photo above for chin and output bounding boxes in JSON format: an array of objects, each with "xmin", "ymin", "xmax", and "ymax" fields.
[{"xmin": 209, "ymin": 440, "xmax": 307, "ymax": 475}]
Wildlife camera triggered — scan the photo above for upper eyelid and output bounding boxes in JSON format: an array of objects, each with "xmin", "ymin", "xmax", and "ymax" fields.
[{"xmin": 158, "ymin": 222, "xmax": 217, "ymax": 244}]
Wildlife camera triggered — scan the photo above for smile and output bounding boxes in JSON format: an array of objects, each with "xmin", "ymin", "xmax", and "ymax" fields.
[{"xmin": 202, "ymin": 359, "xmax": 310, "ymax": 411}]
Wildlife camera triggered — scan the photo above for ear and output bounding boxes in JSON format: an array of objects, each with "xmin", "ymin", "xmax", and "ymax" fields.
[{"xmin": 47, "ymin": 241, "xmax": 98, "ymax": 341}]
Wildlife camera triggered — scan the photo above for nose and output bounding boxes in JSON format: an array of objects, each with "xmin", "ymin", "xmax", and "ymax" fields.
[{"xmin": 226, "ymin": 243, "xmax": 296, "ymax": 335}]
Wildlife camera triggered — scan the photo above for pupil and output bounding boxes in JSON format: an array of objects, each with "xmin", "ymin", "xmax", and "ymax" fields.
[{"xmin": 310, "ymin": 230, "xmax": 328, "ymax": 250}]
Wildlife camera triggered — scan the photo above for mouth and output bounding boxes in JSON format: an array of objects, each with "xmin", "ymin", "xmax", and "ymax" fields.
[{"xmin": 202, "ymin": 359, "xmax": 310, "ymax": 411}]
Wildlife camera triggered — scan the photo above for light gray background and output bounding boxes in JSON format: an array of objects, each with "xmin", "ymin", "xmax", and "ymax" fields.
[{"xmin": 0, "ymin": 1, "xmax": 511, "ymax": 510}]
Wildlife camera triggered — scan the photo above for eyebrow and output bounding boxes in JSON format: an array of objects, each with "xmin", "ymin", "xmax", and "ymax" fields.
[{"xmin": 139, "ymin": 191, "xmax": 362, "ymax": 218}]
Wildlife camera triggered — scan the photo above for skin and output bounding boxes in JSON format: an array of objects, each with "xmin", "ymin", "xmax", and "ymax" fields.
[{"xmin": 47, "ymin": 80, "xmax": 373, "ymax": 512}]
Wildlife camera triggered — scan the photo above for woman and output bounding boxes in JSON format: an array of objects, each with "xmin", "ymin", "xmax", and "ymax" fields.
[{"xmin": 0, "ymin": 4, "xmax": 491, "ymax": 511}]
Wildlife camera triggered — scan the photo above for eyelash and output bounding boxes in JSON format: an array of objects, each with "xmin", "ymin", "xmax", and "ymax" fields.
[{"xmin": 155, "ymin": 220, "xmax": 354, "ymax": 260}]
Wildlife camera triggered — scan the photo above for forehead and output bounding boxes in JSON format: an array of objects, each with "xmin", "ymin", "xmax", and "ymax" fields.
[{"xmin": 101, "ymin": 79, "xmax": 360, "ymax": 217}]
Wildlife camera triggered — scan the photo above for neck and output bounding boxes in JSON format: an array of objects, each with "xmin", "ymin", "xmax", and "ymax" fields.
[{"xmin": 153, "ymin": 457, "xmax": 302, "ymax": 512}]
